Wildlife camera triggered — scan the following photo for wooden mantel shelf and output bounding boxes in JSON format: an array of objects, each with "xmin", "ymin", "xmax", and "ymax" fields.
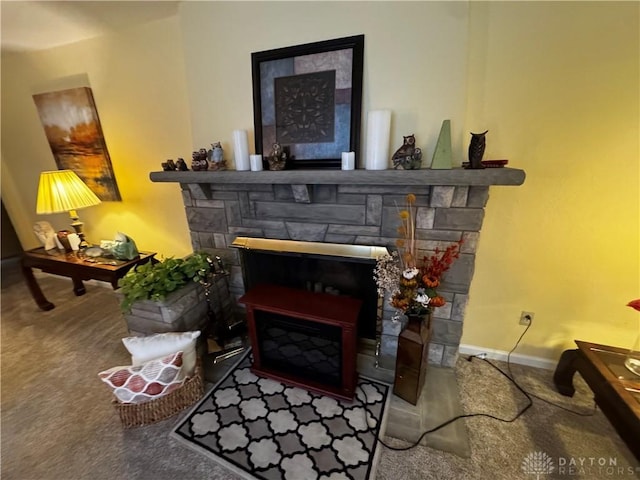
[{"xmin": 149, "ymin": 167, "xmax": 525, "ymax": 187}]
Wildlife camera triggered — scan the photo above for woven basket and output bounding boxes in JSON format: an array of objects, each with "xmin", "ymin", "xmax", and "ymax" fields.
[{"xmin": 112, "ymin": 365, "xmax": 204, "ymax": 428}]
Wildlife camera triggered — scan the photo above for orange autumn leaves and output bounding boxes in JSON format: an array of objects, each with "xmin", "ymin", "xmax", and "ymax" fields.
[{"xmin": 377, "ymin": 193, "xmax": 463, "ymax": 314}]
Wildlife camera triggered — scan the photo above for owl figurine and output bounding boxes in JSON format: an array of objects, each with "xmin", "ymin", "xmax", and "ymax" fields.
[
  {"xmin": 207, "ymin": 142, "xmax": 226, "ymax": 170},
  {"xmin": 392, "ymin": 134, "xmax": 422, "ymax": 170},
  {"xmin": 467, "ymin": 130, "xmax": 488, "ymax": 169},
  {"xmin": 267, "ymin": 142, "xmax": 287, "ymax": 170}
]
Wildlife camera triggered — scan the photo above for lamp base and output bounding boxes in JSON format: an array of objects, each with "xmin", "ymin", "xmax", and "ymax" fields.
[{"xmin": 70, "ymin": 219, "xmax": 89, "ymax": 249}]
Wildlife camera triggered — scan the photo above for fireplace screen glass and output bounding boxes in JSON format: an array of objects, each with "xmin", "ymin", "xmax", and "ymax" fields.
[{"xmin": 255, "ymin": 310, "xmax": 342, "ymax": 387}]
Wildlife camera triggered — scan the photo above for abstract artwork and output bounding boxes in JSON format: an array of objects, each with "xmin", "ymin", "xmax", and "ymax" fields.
[
  {"xmin": 252, "ymin": 35, "xmax": 364, "ymax": 169},
  {"xmin": 33, "ymin": 87, "xmax": 121, "ymax": 201},
  {"xmin": 275, "ymin": 71, "xmax": 336, "ymax": 144}
]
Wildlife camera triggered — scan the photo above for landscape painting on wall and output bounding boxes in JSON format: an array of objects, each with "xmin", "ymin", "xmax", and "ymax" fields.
[{"xmin": 33, "ymin": 87, "xmax": 121, "ymax": 201}]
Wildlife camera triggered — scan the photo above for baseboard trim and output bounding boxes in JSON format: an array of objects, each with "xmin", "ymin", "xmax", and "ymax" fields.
[{"xmin": 458, "ymin": 344, "xmax": 557, "ymax": 371}]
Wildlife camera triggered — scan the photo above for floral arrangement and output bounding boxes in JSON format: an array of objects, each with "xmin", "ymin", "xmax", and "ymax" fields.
[{"xmin": 374, "ymin": 193, "xmax": 463, "ymax": 316}]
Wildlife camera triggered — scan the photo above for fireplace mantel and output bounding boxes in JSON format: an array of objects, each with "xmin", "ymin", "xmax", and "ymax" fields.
[{"xmin": 149, "ymin": 167, "xmax": 525, "ymax": 186}]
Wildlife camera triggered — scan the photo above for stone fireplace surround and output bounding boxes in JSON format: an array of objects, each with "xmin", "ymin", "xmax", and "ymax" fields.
[{"xmin": 150, "ymin": 168, "xmax": 525, "ymax": 369}]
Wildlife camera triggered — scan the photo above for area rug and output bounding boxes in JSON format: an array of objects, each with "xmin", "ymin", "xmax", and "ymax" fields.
[{"xmin": 172, "ymin": 349, "xmax": 390, "ymax": 480}]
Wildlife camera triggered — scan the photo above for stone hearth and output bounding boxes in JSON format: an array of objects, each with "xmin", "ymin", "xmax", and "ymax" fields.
[{"xmin": 150, "ymin": 168, "xmax": 525, "ymax": 368}]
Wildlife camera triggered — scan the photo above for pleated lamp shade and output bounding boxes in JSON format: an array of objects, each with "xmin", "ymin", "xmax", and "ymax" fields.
[{"xmin": 36, "ymin": 170, "xmax": 101, "ymax": 214}]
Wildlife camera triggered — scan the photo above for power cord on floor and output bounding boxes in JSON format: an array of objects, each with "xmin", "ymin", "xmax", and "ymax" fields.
[
  {"xmin": 358, "ymin": 318, "xmax": 595, "ymax": 452},
  {"xmin": 503, "ymin": 321, "xmax": 597, "ymax": 417},
  {"xmin": 360, "ymin": 356, "xmax": 533, "ymax": 451}
]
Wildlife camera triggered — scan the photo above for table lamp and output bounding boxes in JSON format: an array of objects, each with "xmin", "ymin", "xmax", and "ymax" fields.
[{"xmin": 36, "ymin": 170, "xmax": 101, "ymax": 248}]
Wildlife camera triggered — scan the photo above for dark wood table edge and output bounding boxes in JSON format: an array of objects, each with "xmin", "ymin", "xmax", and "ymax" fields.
[
  {"xmin": 553, "ymin": 340, "xmax": 640, "ymax": 461},
  {"xmin": 21, "ymin": 249, "xmax": 156, "ymax": 311}
]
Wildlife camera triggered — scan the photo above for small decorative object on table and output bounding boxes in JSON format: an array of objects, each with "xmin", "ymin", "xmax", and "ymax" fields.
[
  {"xmin": 33, "ymin": 221, "xmax": 62, "ymax": 251},
  {"xmin": 57, "ymin": 230, "xmax": 73, "ymax": 253},
  {"xmin": 111, "ymin": 232, "xmax": 139, "ymax": 260},
  {"xmin": 267, "ymin": 142, "xmax": 287, "ymax": 170},
  {"xmin": 392, "ymin": 134, "xmax": 423, "ymax": 170},
  {"xmin": 100, "ymin": 232, "xmax": 139, "ymax": 260},
  {"xmin": 374, "ymin": 193, "xmax": 463, "ymax": 404},
  {"xmin": 625, "ymin": 299, "xmax": 640, "ymax": 376},
  {"xmin": 466, "ymin": 130, "xmax": 488, "ymax": 169}
]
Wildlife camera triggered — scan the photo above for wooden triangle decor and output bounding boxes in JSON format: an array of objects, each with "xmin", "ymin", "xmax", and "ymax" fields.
[{"xmin": 431, "ymin": 119, "xmax": 452, "ymax": 170}]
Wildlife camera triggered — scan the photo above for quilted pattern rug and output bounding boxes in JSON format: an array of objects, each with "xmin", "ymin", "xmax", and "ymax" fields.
[{"xmin": 172, "ymin": 350, "xmax": 390, "ymax": 480}]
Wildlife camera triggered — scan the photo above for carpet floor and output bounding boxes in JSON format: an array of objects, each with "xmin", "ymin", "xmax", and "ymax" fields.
[{"xmin": 1, "ymin": 268, "xmax": 638, "ymax": 479}]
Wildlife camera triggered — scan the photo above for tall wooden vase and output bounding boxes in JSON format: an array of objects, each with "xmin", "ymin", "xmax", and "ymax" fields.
[{"xmin": 393, "ymin": 312, "xmax": 433, "ymax": 405}]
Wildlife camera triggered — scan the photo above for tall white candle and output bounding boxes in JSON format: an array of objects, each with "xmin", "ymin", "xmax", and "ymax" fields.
[
  {"xmin": 341, "ymin": 151, "xmax": 355, "ymax": 170},
  {"xmin": 233, "ymin": 130, "xmax": 250, "ymax": 171},
  {"xmin": 365, "ymin": 110, "xmax": 391, "ymax": 170},
  {"xmin": 250, "ymin": 154, "xmax": 263, "ymax": 171}
]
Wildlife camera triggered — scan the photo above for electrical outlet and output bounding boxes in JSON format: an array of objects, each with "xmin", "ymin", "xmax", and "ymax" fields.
[{"xmin": 520, "ymin": 311, "xmax": 534, "ymax": 326}]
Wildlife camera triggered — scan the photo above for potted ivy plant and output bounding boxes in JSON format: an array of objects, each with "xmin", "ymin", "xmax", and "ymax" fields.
[{"xmin": 117, "ymin": 252, "xmax": 213, "ymax": 335}]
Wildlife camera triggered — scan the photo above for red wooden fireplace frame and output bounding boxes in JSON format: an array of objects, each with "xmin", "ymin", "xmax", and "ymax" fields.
[{"xmin": 239, "ymin": 284, "xmax": 362, "ymax": 401}]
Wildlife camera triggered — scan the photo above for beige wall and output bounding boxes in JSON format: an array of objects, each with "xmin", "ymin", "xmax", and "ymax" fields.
[
  {"xmin": 463, "ymin": 2, "xmax": 639, "ymax": 358},
  {"xmin": 1, "ymin": 2, "xmax": 638, "ymax": 362},
  {"xmin": 1, "ymin": 15, "xmax": 193, "ymax": 258},
  {"xmin": 179, "ymin": 1, "xmax": 470, "ymax": 165}
]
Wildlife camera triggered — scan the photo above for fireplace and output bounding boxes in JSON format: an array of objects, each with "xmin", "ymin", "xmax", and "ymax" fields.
[
  {"xmin": 234, "ymin": 238, "xmax": 382, "ymax": 398},
  {"xmin": 149, "ymin": 167, "xmax": 525, "ymax": 368},
  {"xmin": 231, "ymin": 237, "xmax": 386, "ymax": 340}
]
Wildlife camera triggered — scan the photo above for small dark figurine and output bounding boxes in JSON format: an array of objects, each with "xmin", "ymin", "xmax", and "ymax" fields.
[
  {"xmin": 267, "ymin": 142, "xmax": 287, "ymax": 171},
  {"xmin": 191, "ymin": 149, "xmax": 209, "ymax": 171},
  {"xmin": 392, "ymin": 134, "xmax": 423, "ymax": 170},
  {"xmin": 161, "ymin": 159, "xmax": 177, "ymax": 171},
  {"xmin": 467, "ymin": 130, "xmax": 488, "ymax": 169},
  {"xmin": 175, "ymin": 158, "xmax": 189, "ymax": 171}
]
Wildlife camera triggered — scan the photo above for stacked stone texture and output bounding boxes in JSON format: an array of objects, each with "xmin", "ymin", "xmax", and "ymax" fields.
[{"xmin": 180, "ymin": 182, "xmax": 489, "ymax": 368}]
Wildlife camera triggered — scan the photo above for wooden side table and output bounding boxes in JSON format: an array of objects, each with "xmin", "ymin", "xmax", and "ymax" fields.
[
  {"xmin": 553, "ymin": 340, "xmax": 640, "ymax": 460},
  {"xmin": 21, "ymin": 247, "xmax": 156, "ymax": 311}
]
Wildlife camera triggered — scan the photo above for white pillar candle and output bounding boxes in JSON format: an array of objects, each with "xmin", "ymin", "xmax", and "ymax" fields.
[
  {"xmin": 341, "ymin": 151, "xmax": 355, "ymax": 170},
  {"xmin": 233, "ymin": 130, "xmax": 250, "ymax": 171},
  {"xmin": 250, "ymin": 154, "xmax": 263, "ymax": 171},
  {"xmin": 365, "ymin": 110, "xmax": 391, "ymax": 170}
]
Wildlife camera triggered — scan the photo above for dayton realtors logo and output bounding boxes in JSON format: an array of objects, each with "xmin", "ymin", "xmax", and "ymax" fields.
[
  {"xmin": 522, "ymin": 451, "xmax": 639, "ymax": 478},
  {"xmin": 522, "ymin": 451, "xmax": 555, "ymax": 479}
]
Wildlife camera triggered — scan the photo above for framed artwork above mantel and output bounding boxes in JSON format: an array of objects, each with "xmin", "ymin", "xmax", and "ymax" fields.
[{"xmin": 251, "ymin": 35, "xmax": 365, "ymax": 170}]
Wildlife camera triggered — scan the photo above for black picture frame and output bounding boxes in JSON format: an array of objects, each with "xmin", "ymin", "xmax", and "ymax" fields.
[{"xmin": 251, "ymin": 35, "xmax": 364, "ymax": 169}]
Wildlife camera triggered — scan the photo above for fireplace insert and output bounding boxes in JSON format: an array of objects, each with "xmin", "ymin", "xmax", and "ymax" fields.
[
  {"xmin": 239, "ymin": 283, "xmax": 361, "ymax": 400},
  {"xmin": 255, "ymin": 309, "xmax": 342, "ymax": 387},
  {"xmin": 232, "ymin": 237, "xmax": 386, "ymax": 340}
]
